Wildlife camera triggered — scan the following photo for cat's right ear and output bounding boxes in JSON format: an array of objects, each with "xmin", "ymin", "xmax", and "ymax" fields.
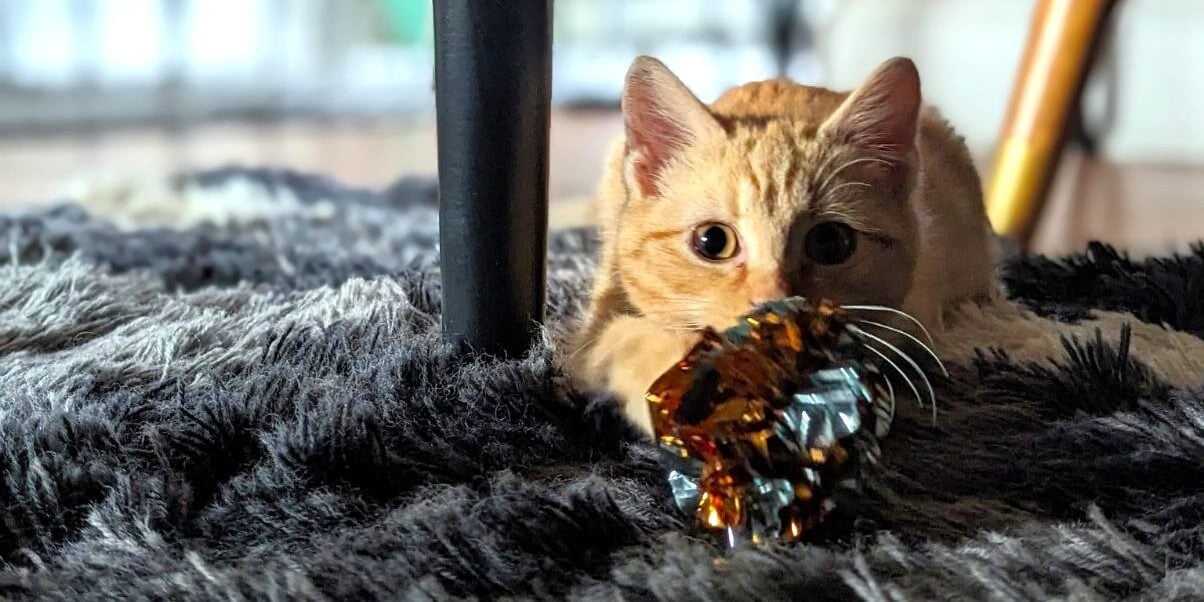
[{"xmin": 622, "ymin": 56, "xmax": 724, "ymax": 197}]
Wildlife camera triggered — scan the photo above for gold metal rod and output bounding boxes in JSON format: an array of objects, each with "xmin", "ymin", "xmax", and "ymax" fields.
[{"xmin": 986, "ymin": 0, "xmax": 1115, "ymax": 244}]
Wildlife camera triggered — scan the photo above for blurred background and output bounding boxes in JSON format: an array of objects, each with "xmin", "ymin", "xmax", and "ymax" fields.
[{"xmin": 0, "ymin": 0, "xmax": 1201, "ymax": 254}]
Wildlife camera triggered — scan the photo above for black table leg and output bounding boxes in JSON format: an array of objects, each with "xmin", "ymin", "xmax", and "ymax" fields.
[{"xmin": 433, "ymin": 0, "xmax": 552, "ymax": 357}]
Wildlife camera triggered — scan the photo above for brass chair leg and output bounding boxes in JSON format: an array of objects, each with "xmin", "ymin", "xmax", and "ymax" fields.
[{"xmin": 986, "ymin": 0, "xmax": 1117, "ymax": 247}]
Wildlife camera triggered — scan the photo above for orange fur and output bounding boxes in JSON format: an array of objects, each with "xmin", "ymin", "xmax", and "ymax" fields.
[{"xmin": 574, "ymin": 56, "xmax": 997, "ymax": 434}]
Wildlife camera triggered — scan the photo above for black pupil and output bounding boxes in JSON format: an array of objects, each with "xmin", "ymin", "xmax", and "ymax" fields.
[
  {"xmin": 698, "ymin": 226, "xmax": 729, "ymax": 258},
  {"xmin": 805, "ymin": 222, "xmax": 856, "ymax": 265}
]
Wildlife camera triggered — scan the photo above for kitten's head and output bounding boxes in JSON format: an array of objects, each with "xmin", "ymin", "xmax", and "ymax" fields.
[{"xmin": 615, "ymin": 56, "xmax": 923, "ymax": 330}]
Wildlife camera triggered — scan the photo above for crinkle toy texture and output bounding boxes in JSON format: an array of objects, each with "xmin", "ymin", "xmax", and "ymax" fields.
[{"xmin": 645, "ymin": 298, "xmax": 914, "ymax": 548}]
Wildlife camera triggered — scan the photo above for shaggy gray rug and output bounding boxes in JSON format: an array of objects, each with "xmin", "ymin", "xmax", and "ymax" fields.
[{"xmin": 0, "ymin": 167, "xmax": 1202, "ymax": 601}]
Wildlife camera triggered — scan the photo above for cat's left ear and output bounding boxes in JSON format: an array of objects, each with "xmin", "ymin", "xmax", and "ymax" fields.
[{"xmin": 820, "ymin": 57, "xmax": 921, "ymax": 168}]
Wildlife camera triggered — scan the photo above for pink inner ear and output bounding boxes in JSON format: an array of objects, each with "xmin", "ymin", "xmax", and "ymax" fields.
[
  {"xmin": 624, "ymin": 81, "xmax": 691, "ymax": 197},
  {"xmin": 838, "ymin": 96, "xmax": 918, "ymax": 165},
  {"xmin": 828, "ymin": 60, "xmax": 921, "ymax": 166}
]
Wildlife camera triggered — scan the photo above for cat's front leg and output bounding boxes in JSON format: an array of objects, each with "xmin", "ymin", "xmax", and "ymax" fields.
[{"xmin": 580, "ymin": 315, "xmax": 699, "ymax": 435}]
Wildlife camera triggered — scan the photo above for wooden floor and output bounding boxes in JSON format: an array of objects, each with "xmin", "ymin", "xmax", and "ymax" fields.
[{"xmin": 1, "ymin": 110, "xmax": 1201, "ymax": 257}]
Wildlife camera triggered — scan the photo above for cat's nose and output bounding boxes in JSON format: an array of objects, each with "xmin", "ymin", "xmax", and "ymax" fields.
[{"xmin": 747, "ymin": 273, "xmax": 790, "ymax": 306}]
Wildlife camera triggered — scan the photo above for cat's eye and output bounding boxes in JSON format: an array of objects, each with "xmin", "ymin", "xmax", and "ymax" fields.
[
  {"xmin": 804, "ymin": 222, "xmax": 857, "ymax": 265},
  {"xmin": 691, "ymin": 223, "xmax": 740, "ymax": 261}
]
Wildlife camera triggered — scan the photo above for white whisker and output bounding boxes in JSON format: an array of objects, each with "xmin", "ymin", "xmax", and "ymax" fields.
[
  {"xmin": 815, "ymin": 154, "xmax": 865, "ymax": 198},
  {"xmin": 861, "ymin": 344, "xmax": 923, "ymax": 413},
  {"xmin": 849, "ymin": 325, "xmax": 938, "ymax": 416},
  {"xmin": 842, "ymin": 305, "xmax": 936, "ymax": 348},
  {"xmin": 569, "ymin": 334, "xmax": 602, "ymax": 359},
  {"xmin": 816, "ymin": 157, "xmax": 895, "ymax": 199},
  {"xmin": 874, "ymin": 364, "xmax": 897, "ymax": 406},
  {"xmin": 824, "ymin": 181, "xmax": 873, "ymax": 198},
  {"xmin": 809, "ymin": 151, "xmax": 842, "ymax": 195},
  {"xmin": 855, "ymin": 319, "xmax": 948, "ymax": 377},
  {"xmin": 582, "ymin": 331, "xmax": 631, "ymax": 369},
  {"xmin": 871, "ymin": 370, "xmax": 897, "ymax": 439}
]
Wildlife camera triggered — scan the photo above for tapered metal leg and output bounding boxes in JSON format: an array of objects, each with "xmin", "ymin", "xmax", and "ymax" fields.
[{"xmin": 985, "ymin": 0, "xmax": 1117, "ymax": 246}]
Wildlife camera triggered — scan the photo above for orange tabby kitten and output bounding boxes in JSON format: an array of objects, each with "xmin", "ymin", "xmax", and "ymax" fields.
[{"xmin": 575, "ymin": 56, "xmax": 996, "ymax": 433}]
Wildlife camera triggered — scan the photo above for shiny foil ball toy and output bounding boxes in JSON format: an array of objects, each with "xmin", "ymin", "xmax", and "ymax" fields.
[{"xmin": 644, "ymin": 297, "xmax": 942, "ymax": 549}]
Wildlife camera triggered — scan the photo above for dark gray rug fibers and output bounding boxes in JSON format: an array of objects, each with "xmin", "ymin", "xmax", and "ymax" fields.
[{"xmin": 0, "ymin": 167, "xmax": 1201, "ymax": 601}]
